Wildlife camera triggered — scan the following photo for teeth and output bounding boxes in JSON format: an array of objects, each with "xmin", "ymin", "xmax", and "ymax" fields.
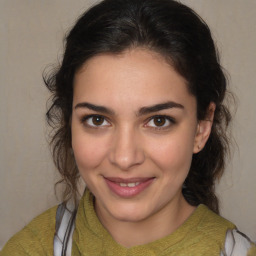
[
  {"xmin": 128, "ymin": 183, "xmax": 136, "ymax": 187},
  {"xmin": 119, "ymin": 182, "xmax": 140, "ymax": 187}
]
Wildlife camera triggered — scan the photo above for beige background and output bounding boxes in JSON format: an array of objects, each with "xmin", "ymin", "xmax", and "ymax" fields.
[{"xmin": 0, "ymin": 0, "xmax": 255, "ymax": 249}]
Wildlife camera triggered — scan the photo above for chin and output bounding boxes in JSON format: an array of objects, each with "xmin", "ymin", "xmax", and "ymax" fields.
[
  {"xmin": 108, "ymin": 202, "xmax": 153, "ymax": 223},
  {"xmin": 112, "ymin": 212, "xmax": 147, "ymax": 223}
]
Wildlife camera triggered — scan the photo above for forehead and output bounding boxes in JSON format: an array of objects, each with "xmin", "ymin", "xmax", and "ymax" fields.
[{"xmin": 73, "ymin": 48, "xmax": 195, "ymax": 112}]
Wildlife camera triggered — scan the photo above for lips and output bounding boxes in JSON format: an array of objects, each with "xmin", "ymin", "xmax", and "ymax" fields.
[{"xmin": 104, "ymin": 177, "xmax": 155, "ymax": 198}]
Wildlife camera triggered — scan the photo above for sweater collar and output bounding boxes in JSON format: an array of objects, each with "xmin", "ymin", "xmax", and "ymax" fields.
[{"xmin": 73, "ymin": 189, "xmax": 206, "ymax": 255}]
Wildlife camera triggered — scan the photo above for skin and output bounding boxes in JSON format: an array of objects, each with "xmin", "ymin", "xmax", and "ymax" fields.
[{"xmin": 71, "ymin": 48, "xmax": 214, "ymax": 247}]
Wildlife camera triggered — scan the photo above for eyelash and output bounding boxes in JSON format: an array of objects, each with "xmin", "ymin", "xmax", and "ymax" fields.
[
  {"xmin": 145, "ymin": 115, "xmax": 176, "ymax": 130},
  {"xmin": 80, "ymin": 115, "xmax": 111, "ymax": 128},
  {"xmin": 80, "ymin": 114, "xmax": 176, "ymax": 130}
]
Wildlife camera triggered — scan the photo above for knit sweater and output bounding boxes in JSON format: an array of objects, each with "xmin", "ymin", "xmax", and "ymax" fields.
[{"xmin": 1, "ymin": 190, "xmax": 251, "ymax": 256}]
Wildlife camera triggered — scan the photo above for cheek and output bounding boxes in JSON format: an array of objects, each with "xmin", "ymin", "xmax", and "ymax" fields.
[
  {"xmin": 147, "ymin": 132, "xmax": 195, "ymax": 174},
  {"xmin": 71, "ymin": 131, "xmax": 109, "ymax": 171}
]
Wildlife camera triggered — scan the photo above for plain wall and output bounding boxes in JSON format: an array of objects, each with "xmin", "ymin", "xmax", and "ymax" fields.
[{"xmin": 0, "ymin": 0, "xmax": 255, "ymax": 248}]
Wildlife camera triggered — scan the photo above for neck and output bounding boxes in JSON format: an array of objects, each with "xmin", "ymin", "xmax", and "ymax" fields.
[{"xmin": 96, "ymin": 196, "xmax": 196, "ymax": 248}]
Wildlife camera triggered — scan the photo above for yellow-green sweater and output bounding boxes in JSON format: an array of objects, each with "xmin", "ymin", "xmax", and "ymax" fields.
[{"xmin": 1, "ymin": 190, "xmax": 255, "ymax": 255}]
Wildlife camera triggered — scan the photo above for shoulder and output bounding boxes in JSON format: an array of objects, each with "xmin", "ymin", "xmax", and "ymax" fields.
[
  {"xmin": 188, "ymin": 205, "xmax": 235, "ymax": 251},
  {"xmin": 1, "ymin": 205, "xmax": 57, "ymax": 256},
  {"xmin": 196, "ymin": 204, "xmax": 235, "ymax": 232},
  {"xmin": 194, "ymin": 205, "xmax": 256, "ymax": 255}
]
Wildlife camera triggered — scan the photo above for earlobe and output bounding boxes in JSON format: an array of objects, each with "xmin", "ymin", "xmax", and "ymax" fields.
[{"xmin": 193, "ymin": 102, "xmax": 216, "ymax": 153}]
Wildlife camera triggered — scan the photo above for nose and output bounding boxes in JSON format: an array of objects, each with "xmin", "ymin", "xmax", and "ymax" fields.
[{"xmin": 108, "ymin": 126, "xmax": 145, "ymax": 170}]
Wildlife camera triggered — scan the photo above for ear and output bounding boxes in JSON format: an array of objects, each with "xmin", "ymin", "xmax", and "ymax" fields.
[{"xmin": 193, "ymin": 102, "xmax": 216, "ymax": 154}]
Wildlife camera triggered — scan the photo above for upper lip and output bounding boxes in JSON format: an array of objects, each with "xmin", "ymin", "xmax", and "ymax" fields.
[{"xmin": 104, "ymin": 177, "xmax": 155, "ymax": 183}]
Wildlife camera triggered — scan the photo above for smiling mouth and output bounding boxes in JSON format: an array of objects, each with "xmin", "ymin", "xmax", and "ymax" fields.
[
  {"xmin": 119, "ymin": 182, "xmax": 140, "ymax": 187},
  {"xmin": 104, "ymin": 177, "xmax": 155, "ymax": 198}
]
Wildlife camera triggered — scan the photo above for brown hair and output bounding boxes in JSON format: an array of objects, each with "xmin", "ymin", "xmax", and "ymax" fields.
[{"xmin": 44, "ymin": 0, "xmax": 234, "ymax": 213}]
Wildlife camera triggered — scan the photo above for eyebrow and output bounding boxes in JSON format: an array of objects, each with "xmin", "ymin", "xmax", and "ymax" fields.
[
  {"xmin": 137, "ymin": 101, "xmax": 184, "ymax": 116},
  {"xmin": 74, "ymin": 101, "xmax": 184, "ymax": 116},
  {"xmin": 74, "ymin": 102, "xmax": 115, "ymax": 115}
]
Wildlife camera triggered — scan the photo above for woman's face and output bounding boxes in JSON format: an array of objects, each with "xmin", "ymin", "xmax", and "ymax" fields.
[{"xmin": 72, "ymin": 48, "xmax": 202, "ymax": 224}]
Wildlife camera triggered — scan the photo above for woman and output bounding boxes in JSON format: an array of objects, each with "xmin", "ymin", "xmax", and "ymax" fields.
[{"xmin": 1, "ymin": 0, "xmax": 255, "ymax": 255}]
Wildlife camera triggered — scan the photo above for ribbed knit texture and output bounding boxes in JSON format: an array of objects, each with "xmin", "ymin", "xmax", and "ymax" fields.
[
  {"xmin": 1, "ymin": 190, "xmax": 237, "ymax": 256},
  {"xmin": 72, "ymin": 191, "xmax": 235, "ymax": 255},
  {"xmin": 0, "ymin": 205, "xmax": 56, "ymax": 255}
]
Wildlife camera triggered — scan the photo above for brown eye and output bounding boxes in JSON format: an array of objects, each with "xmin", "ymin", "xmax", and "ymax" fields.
[
  {"xmin": 83, "ymin": 115, "xmax": 110, "ymax": 127},
  {"xmin": 92, "ymin": 116, "xmax": 104, "ymax": 126},
  {"xmin": 153, "ymin": 117, "xmax": 166, "ymax": 127},
  {"xmin": 146, "ymin": 115, "xmax": 175, "ymax": 129}
]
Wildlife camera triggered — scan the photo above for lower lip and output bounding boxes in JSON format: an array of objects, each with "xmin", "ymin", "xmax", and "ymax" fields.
[{"xmin": 104, "ymin": 178, "xmax": 155, "ymax": 198}]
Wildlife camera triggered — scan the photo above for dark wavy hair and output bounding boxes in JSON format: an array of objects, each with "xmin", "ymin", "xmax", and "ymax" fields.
[{"xmin": 44, "ymin": 0, "xmax": 233, "ymax": 213}]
